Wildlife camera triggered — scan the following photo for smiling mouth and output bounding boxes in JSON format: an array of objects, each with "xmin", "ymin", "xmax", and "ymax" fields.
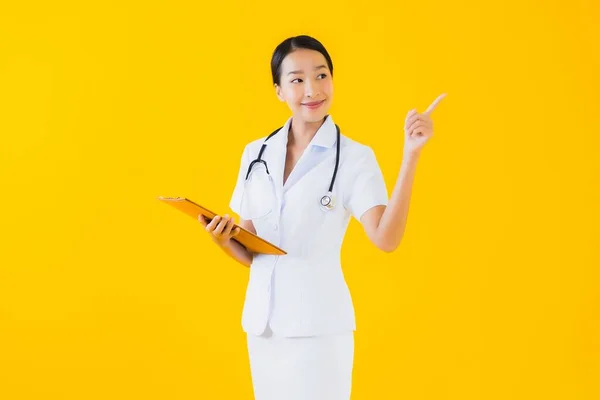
[{"xmin": 302, "ymin": 99, "xmax": 325, "ymax": 107}]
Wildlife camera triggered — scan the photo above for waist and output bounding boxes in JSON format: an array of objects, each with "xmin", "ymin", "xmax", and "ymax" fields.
[{"xmin": 252, "ymin": 252, "xmax": 341, "ymax": 269}]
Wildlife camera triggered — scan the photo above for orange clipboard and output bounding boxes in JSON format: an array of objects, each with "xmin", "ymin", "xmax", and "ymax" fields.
[{"xmin": 157, "ymin": 196, "xmax": 286, "ymax": 256}]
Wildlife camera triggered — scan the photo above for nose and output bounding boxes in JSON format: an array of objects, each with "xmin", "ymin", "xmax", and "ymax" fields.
[{"xmin": 305, "ymin": 79, "xmax": 320, "ymax": 98}]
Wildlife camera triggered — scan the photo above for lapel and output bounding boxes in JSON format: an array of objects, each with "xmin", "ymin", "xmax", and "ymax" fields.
[
  {"xmin": 284, "ymin": 153, "xmax": 337, "ymax": 209},
  {"xmin": 266, "ymin": 115, "xmax": 339, "ymax": 209},
  {"xmin": 283, "ymin": 115, "xmax": 338, "ymax": 193},
  {"xmin": 266, "ymin": 117, "xmax": 291, "ymax": 207}
]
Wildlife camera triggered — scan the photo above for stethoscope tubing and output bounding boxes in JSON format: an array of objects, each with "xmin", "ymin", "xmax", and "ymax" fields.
[{"xmin": 244, "ymin": 123, "xmax": 341, "ymax": 212}]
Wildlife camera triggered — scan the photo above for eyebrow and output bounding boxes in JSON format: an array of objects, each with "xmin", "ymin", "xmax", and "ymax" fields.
[{"xmin": 287, "ymin": 65, "xmax": 328, "ymax": 76}]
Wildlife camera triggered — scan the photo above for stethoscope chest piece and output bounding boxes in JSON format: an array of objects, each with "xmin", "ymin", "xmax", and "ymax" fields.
[{"xmin": 319, "ymin": 191, "xmax": 335, "ymax": 211}]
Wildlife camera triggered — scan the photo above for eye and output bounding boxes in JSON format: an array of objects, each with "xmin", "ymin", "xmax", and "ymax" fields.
[
  {"xmin": 291, "ymin": 78, "xmax": 303, "ymax": 83},
  {"xmin": 317, "ymin": 73, "xmax": 328, "ymax": 79}
]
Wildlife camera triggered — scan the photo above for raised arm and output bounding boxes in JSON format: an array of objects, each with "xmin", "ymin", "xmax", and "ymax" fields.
[{"xmin": 361, "ymin": 93, "xmax": 446, "ymax": 252}]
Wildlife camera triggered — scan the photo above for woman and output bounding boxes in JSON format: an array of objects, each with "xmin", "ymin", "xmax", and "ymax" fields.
[{"xmin": 198, "ymin": 35, "xmax": 445, "ymax": 400}]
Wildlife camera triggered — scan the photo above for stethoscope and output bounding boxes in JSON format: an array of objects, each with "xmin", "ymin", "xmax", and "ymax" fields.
[{"xmin": 245, "ymin": 123, "xmax": 341, "ymax": 212}]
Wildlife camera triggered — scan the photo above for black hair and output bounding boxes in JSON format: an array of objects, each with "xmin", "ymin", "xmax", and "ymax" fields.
[{"xmin": 270, "ymin": 35, "xmax": 334, "ymax": 86}]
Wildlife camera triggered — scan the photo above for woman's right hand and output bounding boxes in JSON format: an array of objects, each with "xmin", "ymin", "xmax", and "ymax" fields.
[{"xmin": 198, "ymin": 214, "xmax": 241, "ymax": 245}]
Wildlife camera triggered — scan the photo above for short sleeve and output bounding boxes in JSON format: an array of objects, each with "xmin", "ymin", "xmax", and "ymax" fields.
[
  {"xmin": 344, "ymin": 146, "xmax": 388, "ymax": 221},
  {"xmin": 229, "ymin": 144, "xmax": 251, "ymax": 215}
]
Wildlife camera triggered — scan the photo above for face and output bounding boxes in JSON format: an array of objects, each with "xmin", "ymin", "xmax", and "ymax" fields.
[{"xmin": 275, "ymin": 48, "xmax": 334, "ymax": 123}]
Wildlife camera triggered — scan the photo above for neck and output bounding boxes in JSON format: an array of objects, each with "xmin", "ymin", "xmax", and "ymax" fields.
[{"xmin": 288, "ymin": 116, "xmax": 326, "ymax": 147}]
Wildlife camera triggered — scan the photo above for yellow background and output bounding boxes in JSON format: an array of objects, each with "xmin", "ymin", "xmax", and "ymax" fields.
[{"xmin": 1, "ymin": 0, "xmax": 599, "ymax": 399}]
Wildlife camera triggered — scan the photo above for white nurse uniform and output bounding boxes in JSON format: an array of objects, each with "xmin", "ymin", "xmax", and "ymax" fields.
[{"xmin": 229, "ymin": 115, "xmax": 388, "ymax": 400}]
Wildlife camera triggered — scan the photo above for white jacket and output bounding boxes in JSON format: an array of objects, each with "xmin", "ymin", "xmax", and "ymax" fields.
[{"xmin": 229, "ymin": 115, "xmax": 388, "ymax": 337}]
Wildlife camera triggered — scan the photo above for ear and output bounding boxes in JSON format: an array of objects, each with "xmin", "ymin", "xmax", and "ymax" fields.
[{"xmin": 274, "ymin": 84, "xmax": 284, "ymax": 102}]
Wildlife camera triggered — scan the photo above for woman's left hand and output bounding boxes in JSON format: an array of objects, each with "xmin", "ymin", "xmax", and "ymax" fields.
[{"xmin": 403, "ymin": 93, "xmax": 446, "ymax": 157}]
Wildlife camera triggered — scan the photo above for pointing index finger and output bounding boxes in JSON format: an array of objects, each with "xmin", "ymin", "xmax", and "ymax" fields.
[{"xmin": 423, "ymin": 93, "xmax": 447, "ymax": 116}]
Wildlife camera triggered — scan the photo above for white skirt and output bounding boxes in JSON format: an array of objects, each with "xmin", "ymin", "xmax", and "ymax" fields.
[{"xmin": 246, "ymin": 324, "xmax": 354, "ymax": 400}]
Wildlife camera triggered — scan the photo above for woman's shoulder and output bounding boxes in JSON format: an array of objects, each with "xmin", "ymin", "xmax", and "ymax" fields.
[
  {"xmin": 340, "ymin": 132, "xmax": 376, "ymax": 159},
  {"xmin": 241, "ymin": 125, "xmax": 285, "ymax": 153},
  {"xmin": 238, "ymin": 134, "xmax": 271, "ymax": 157}
]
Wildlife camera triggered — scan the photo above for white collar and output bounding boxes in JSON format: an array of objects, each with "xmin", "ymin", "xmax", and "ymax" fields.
[{"xmin": 274, "ymin": 114, "xmax": 338, "ymax": 150}]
